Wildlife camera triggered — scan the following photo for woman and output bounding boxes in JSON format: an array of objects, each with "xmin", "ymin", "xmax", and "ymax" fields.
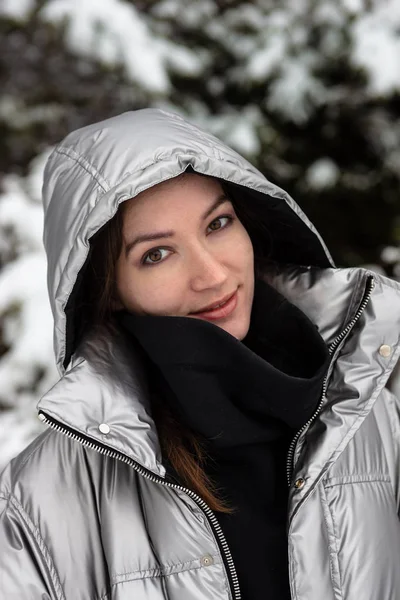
[{"xmin": 0, "ymin": 108, "xmax": 399, "ymax": 600}]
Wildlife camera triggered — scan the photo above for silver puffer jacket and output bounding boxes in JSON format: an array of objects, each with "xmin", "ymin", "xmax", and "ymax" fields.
[{"xmin": 1, "ymin": 109, "xmax": 400, "ymax": 600}]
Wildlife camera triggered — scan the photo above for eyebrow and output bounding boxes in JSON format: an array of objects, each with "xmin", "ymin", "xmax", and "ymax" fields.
[{"xmin": 124, "ymin": 193, "xmax": 230, "ymax": 258}]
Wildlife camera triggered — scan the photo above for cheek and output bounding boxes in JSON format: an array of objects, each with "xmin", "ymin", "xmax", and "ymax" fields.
[
  {"xmin": 116, "ymin": 263, "xmax": 184, "ymax": 315},
  {"xmin": 236, "ymin": 226, "xmax": 254, "ymax": 269}
]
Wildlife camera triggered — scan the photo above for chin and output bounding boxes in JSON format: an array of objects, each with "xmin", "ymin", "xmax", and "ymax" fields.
[{"xmin": 221, "ymin": 318, "xmax": 250, "ymax": 341}]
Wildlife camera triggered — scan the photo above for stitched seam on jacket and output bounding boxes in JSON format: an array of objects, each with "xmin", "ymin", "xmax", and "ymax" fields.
[
  {"xmin": 50, "ymin": 145, "xmax": 113, "ymax": 317},
  {"xmin": 324, "ymin": 474, "xmax": 391, "ymax": 488},
  {"xmin": 111, "ymin": 556, "xmax": 219, "ymax": 585},
  {"xmin": 56, "ymin": 148, "xmax": 257, "ymax": 199},
  {"xmin": 55, "ymin": 146, "xmax": 110, "ymax": 191},
  {"xmin": 110, "ymin": 152, "xmax": 253, "ymax": 188},
  {"xmin": 4, "ymin": 493, "xmax": 66, "ymax": 600},
  {"xmin": 320, "ymin": 484, "xmax": 343, "ymax": 600},
  {"xmin": 287, "ymin": 538, "xmax": 299, "ymax": 600},
  {"xmin": 380, "ymin": 388, "xmax": 400, "ymax": 508}
]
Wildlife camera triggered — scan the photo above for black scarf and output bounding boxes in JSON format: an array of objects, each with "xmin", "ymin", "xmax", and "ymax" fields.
[{"xmin": 117, "ymin": 278, "xmax": 329, "ymax": 599}]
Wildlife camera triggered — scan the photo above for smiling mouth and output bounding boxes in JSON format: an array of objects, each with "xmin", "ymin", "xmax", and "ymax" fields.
[
  {"xmin": 189, "ymin": 289, "xmax": 238, "ymax": 321},
  {"xmin": 191, "ymin": 290, "xmax": 237, "ymax": 314}
]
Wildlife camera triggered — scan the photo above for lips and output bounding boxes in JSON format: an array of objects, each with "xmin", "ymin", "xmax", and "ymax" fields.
[
  {"xmin": 191, "ymin": 290, "xmax": 237, "ymax": 314},
  {"xmin": 189, "ymin": 289, "xmax": 239, "ymax": 321}
]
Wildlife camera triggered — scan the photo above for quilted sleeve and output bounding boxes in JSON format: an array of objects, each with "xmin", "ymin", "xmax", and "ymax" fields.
[{"xmin": 0, "ymin": 492, "xmax": 64, "ymax": 600}]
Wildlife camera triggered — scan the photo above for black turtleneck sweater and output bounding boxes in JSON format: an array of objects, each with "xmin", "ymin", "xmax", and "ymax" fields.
[{"xmin": 118, "ymin": 278, "xmax": 329, "ymax": 600}]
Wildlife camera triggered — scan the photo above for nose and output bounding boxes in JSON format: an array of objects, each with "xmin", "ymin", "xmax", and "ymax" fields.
[{"xmin": 189, "ymin": 246, "xmax": 229, "ymax": 292}]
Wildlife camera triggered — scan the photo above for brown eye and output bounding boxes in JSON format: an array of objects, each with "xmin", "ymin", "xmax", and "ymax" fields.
[
  {"xmin": 209, "ymin": 219, "xmax": 222, "ymax": 231},
  {"xmin": 148, "ymin": 250, "xmax": 162, "ymax": 262},
  {"xmin": 142, "ymin": 248, "xmax": 170, "ymax": 266},
  {"xmin": 207, "ymin": 215, "xmax": 233, "ymax": 234}
]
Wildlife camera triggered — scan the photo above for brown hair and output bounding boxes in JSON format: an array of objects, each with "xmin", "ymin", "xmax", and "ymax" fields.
[{"xmin": 77, "ymin": 180, "xmax": 272, "ymax": 513}]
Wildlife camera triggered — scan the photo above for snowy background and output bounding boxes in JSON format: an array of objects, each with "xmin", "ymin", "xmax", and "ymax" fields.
[{"xmin": 0, "ymin": 0, "xmax": 399, "ymax": 470}]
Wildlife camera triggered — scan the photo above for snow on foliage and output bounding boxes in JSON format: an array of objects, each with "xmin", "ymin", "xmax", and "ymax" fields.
[
  {"xmin": 192, "ymin": 106, "xmax": 263, "ymax": 157},
  {"xmin": 0, "ymin": 0, "xmax": 34, "ymax": 21},
  {"xmin": 266, "ymin": 57, "xmax": 327, "ymax": 125},
  {"xmin": 152, "ymin": 0, "xmax": 216, "ymax": 27},
  {"xmin": 381, "ymin": 246, "xmax": 400, "ymax": 283},
  {"xmin": 305, "ymin": 158, "xmax": 340, "ymax": 190},
  {"xmin": 0, "ymin": 152, "xmax": 57, "ymax": 469},
  {"xmin": 351, "ymin": 0, "xmax": 400, "ymax": 95},
  {"xmin": 40, "ymin": 0, "xmax": 170, "ymax": 92},
  {"xmin": 240, "ymin": 1, "xmax": 400, "ymax": 124}
]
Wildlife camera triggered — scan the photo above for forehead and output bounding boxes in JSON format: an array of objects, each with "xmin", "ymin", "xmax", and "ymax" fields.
[{"xmin": 122, "ymin": 173, "xmax": 223, "ymax": 219}]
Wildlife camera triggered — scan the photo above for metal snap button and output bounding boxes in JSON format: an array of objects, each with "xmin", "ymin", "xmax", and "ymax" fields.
[
  {"xmin": 379, "ymin": 345, "xmax": 392, "ymax": 358},
  {"xmin": 294, "ymin": 478, "xmax": 305, "ymax": 490},
  {"xmin": 200, "ymin": 555, "xmax": 214, "ymax": 567},
  {"xmin": 98, "ymin": 423, "xmax": 110, "ymax": 434}
]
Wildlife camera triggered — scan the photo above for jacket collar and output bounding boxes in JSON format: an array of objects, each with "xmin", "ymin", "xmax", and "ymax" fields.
[
  {"xmin": 265, "ymin": 265, "xmax": 400, "ymax": 516},
  {"xmin": 260, "ymin": 263, "xmax": 370, "ymax": 345},
  {"xmin": 38, "ymin": 322, "xmax": 166, "ymax": 477},
  {"xmin": 37, "ymin": 265, "xmax": 400, "ymax": 481}
]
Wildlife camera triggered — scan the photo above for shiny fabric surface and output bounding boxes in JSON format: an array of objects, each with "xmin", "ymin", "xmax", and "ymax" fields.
[{"xmin": 1, "ymin": 109, "xmax": 400, "ymax": 599}]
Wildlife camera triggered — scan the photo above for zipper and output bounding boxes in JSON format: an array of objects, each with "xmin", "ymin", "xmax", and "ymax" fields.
[
  {"xmin": 37, "ymin": 412, "xmax": 241, "ymax": 600},
  {"xmin": 286, "ymin": 274, "xmax": 375, "ymax": 487}
]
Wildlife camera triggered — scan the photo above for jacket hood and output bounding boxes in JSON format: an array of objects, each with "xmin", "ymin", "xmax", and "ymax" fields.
[{"xmin": 42, "ymin": 108, "xmax": 334, "ymax": 373}]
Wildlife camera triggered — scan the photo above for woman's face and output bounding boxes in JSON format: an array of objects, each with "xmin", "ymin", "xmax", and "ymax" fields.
[{"xmin": 115, "ymin": 173, "xmax": 254, "ymax": 340}]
